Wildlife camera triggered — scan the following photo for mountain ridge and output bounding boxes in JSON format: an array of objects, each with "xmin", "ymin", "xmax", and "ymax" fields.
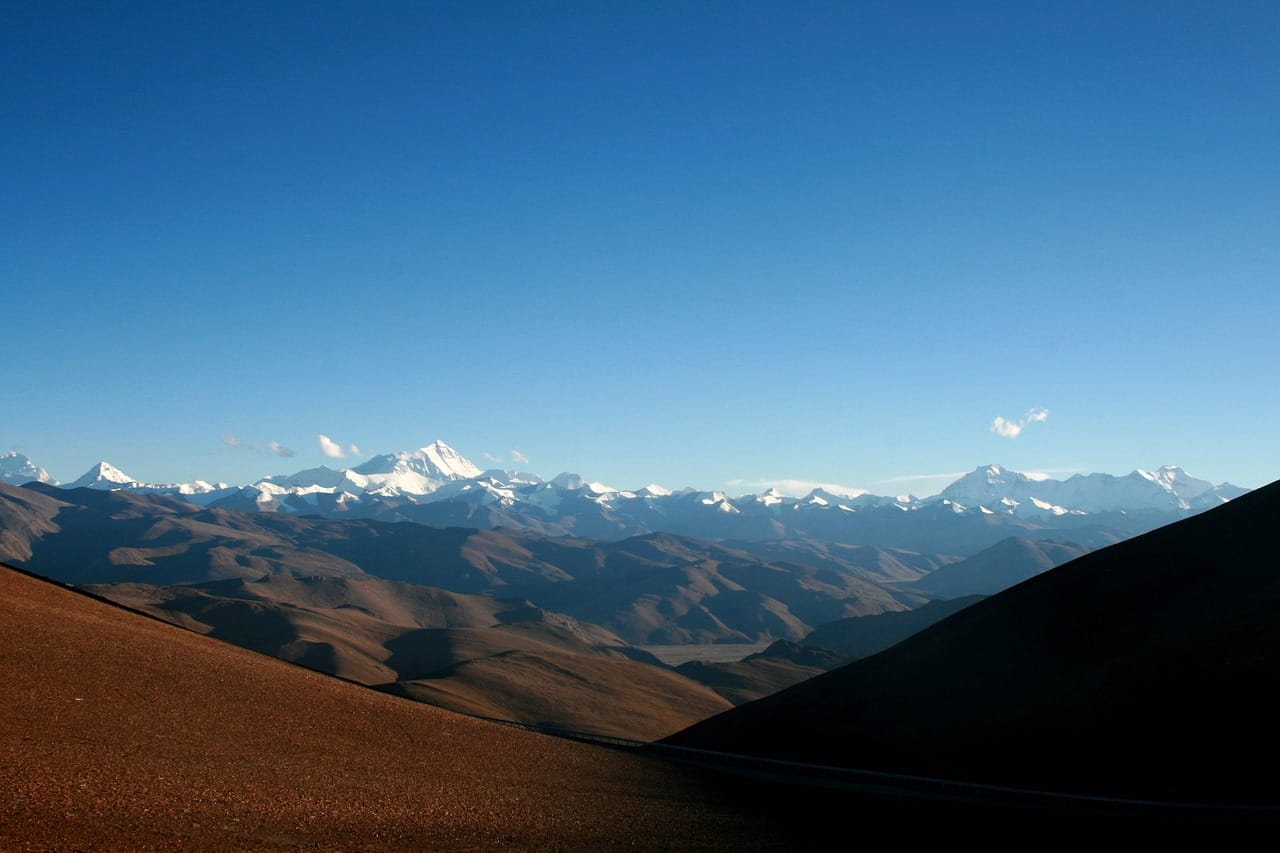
[{"xmin": 8, "ymin": 444, "xmax": 1250, "ymax": 552}]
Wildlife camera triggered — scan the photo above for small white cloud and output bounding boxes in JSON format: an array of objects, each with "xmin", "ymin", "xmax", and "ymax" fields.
[
  {"xmin": 223, "ymin": 434, "xmax": 246, "ymax": 450},
  {"xmin": 317, "ymin": 435, "xmax": 345, "ymax": 458},
  {"xmin": 728, "ymin": 478, "xmax": 868, "ymax": 498},
  {"xmin": 991, "ymin": 407, "xmax": 1050, "ymax": 439},
  {"xmin": 482, "ymin": 452, "xmax": 503, "ymax": 463},
  {"xmin": 991, "ymin": 416, "xmax": 1023, "ymax": 438},
  {"xmin": 268, "ymin": 441, "xmax": 296, "ymax": 458},
  {"xmin": 348, "ymin": 444, "xmax": 362, "ymax": 457},
  {"xmin": 510, "ymin": 450, "xmax": 529, "ymax": 465}
]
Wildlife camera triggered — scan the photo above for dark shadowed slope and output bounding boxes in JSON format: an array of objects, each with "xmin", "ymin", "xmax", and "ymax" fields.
[
  {"xmin": 907, "ymin": 537, "xmax": 1091, "ymax": 597},
  {"xmin": 802, "ymin": 595, "xmax": 984, "ymax": 661},
  {"xmin": 669, "ymin": 479, "xmax": 1280, "ymax": 802},
  {"xmin": 676, "ymin": 640, "xmax": 845, "ymax": 705},
  {"xmin": 0, "ymin": 562, "xmax": 829, "ymax": 850}
]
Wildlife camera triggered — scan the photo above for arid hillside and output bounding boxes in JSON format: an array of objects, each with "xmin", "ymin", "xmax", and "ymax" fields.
[{"xmin": 0, "ymin": 563, "xmax": 806, "ymax": 849}]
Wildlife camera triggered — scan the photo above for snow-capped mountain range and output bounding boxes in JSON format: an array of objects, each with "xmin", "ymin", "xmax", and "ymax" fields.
[{"xmin": 2, "ymin": 444, "xmax": 1248, "ymax": 549}]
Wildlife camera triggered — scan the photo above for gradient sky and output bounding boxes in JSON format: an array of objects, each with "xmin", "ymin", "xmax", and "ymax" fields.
[{"xmin": 4, "ymin": 1, "xmax": 1278, "ymax": 496}]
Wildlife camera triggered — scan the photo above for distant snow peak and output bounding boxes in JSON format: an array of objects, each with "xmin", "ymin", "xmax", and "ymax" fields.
[
  {"xmin": 22, "ymin": 441, "xmax": 1249, "ymax": 536},
  {"xmin": 0, "ymin": 452, "xmax": 57, "ymax": 486},
  {"xmin": 354, "ymin": 440, "xmax": 481, "ymax": 480},
  {"xmin": 935, "ymin": 462, "xmax": 1244, "ymax": 515},
  {"xmin": 1142, "ymin": 465, "xmax": 1212, "ymax": 499},
  {"xmin": 550, "ymin": 472, "xmax": 588, "ymax": 491},
  {"xmin": 416, "ymin": 440, "xmax": 483, "ymax": 479},
  {"xmin": 69, "ymin": 460, "xmax": 137, "ymax": 489}
]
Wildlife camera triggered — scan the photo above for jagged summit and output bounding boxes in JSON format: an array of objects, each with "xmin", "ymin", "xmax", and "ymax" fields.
[
  {"xmin": 1138, "ymin": 465, "xmax": 1213, "ymax": 498},
  {"xmin": 550, "ymin": 472, "xmax": 588, "ymax": 491},
  {"xmin": 8, "ymin": 444, "xmax": 1252, "ymax": 548},
  {"xmin": 937, "ymin": 463, "xmax": 1243, "ymax": 515},
  {"xmin": 68, "ymin": 461, "xmax": 137, "ymax": 489},
  {"xmin": 353, "ymin": 440, "xmax": 482, "ymax": 481},
  {"xmin": 0, "ymin": 452, "xmax": 56, "ymax": 486}
]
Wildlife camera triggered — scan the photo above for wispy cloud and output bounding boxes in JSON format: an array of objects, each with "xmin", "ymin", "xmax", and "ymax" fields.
[
  {"xmin": 317, "ymin": 435, "xmax": 345, "ymax": 458},
  {"xmin": 226, "ymin": 434, "xmax": 296, "ymax": 458},
  {"xmin": 510, "ymin": 450, "xmax": 529, "ymax": 465},
  {"xmin": 991, "ymin": 407, "xmax": 1049, "ymax": 439},
  {"xmin": 728, "ymin": 478, "xmax": 868, "ymax": 498},
  {"xmin": 348, "ymin": 444, "xmax": 362, "ymax": 457},
  {"xmin": 879, "ymin": 471, "xmax": 969, "ymax": 484},
  {"xmin": 866, "ymin": 471, "xmax": 971, "ymax": 498},
  {"xmin": 482, "ymin": 452, "xmax": 503, "ymax": 463}
]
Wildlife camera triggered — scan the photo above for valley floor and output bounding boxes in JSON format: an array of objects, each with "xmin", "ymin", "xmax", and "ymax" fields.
[{"xmin": 639, "ymin": 641, "xmax": 773, "ymax": 665}]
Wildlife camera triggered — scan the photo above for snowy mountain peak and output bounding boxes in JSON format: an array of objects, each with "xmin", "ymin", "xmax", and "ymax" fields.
[
  {"xmin": 0, "ymin": 452, "xmax": 57, "ymax": 486},
  {"xmin": 352, "ymin": 440, "xmax": 482, "ymax": 481},
  {"xmin": 19, "ymin": 444, "xmax": 1250, "ymax": 537},
  {"xmin": 931, "ymin": 463, "xmax": 1246, "ymax": 515},
  {"xmin": 550, "ymin": 472, "xmax": 587, "ymax": 491},
  {"xmin": 1140, "ymin": 465, "xmax": 1213, "ymax": 499},
  {"xmin": 416, "ymin": 440, "xmax": 483, "ymax": 479},
  {"xmin": 69, "ymin": 461, "xmax": 137, "ymax": 489},
  {"xmin": 938, "ymin": 464, "xmax": 1029, "ymax": 504}
]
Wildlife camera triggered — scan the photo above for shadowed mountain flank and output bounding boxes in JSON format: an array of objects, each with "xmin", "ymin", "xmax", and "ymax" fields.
[
  {"xmin": 906, "ymin": 537, "xmax": 1091, "ymax": 597},
  {"xmin": 669, "ymin": 480, "xmax": 1280, "ymax": 802},
  {"xmin": 676, "ymin": 640, "xmax": 845, "ymax": 705},
  {"xmin": 801, "ymin": 595, "xmax": 984, "ymax": 661}
]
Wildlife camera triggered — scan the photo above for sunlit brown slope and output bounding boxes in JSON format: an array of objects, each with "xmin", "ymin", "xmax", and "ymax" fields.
[
  {"xmin": 83, "ymin": 574, "xmax": 728, "ymax": 737},
  {"xmin": 0, "ymin": 563, "xmax": 812, "ymax": 850},
  {"xmin": 388, "ymin": 650, "xmax": 732, "ymax": 739},
  {"xmin": 83, "ymin": 574, "xmax": 635, "ymax": 684},
  {"xmin": 670, "ymin": 480, "xmax": 1280, "ymax": 801}
]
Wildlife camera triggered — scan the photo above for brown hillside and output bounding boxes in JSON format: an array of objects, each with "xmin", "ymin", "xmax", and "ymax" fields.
[
  {"xmin": 83, "ymin": 574, "xmax": 725, "ymax": 736},
  {"xmin": 0, "ymin": 563, "xmax": 809, "ymax": 849},
  {"xmin": 388, "ymin": 649, "xmax": 731, "ymax": 740}
]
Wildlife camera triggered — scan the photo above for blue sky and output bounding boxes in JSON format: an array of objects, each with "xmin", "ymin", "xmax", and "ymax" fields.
[{"xmin": 4, "ymin": 1, "xmax": 1278, "ymax": 496}]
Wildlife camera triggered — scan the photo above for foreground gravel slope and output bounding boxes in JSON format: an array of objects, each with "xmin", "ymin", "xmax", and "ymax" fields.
[{"xmin": 0, "ymin": 564, "xmax": 793, "ymax": 850}]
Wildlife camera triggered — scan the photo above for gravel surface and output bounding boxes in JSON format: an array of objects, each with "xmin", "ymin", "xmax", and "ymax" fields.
[{"xmin": 0, "ymin": 567, "xmax": 801, "ymax": 850}]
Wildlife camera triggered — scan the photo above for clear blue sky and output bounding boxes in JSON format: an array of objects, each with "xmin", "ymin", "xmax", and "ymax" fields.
[{"xmin": 4, "ymin": 1, "xmax": 1278, "ymax": 495}]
